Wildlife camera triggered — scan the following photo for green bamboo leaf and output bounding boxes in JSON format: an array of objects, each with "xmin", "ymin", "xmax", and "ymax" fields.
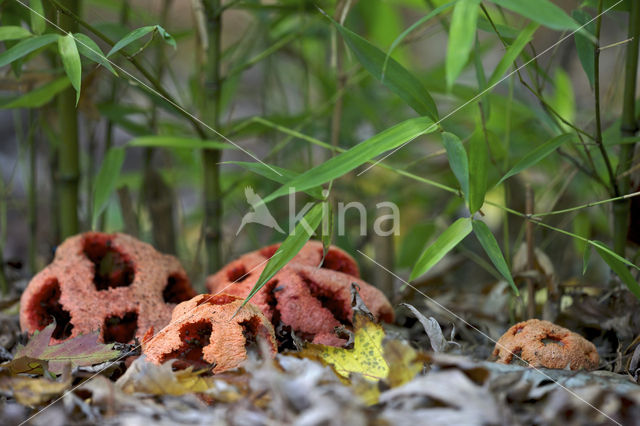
[
  {"xmin": 155, "ymin": 25, "xmax": 176, "ymax": 49},
  {"xmin": 29, "ymin": 0, "xmax": 45, "ymax": 34},
  {"xmin": 397, "ymin": 223, "xmax": 437, "ymax": 269},
  {"xmin": 572, "ymin": 10, "xmax": 596, "ymax": 87},
  {"xmin": 74, "ymin": 33, "xmax": 118, "ymax": 76},
  {"xmin": 107, "ymin": 26, "xmax": 155, "ymax": 57},
  {"xmin": 410, "ymin": 217, "xmax": 472, "ymax": 280},
  {"xmin": 472, "ymin": 220, "xmax": 518, "ymax": 294},
  {"xmin": 58, "ymin": 33, "xmax": 82, "ymax": 105},
  {"xmin": 589, "ymin": 240, "xmax": 640, "ymax": 271},
  {"xmin": 261, "ymin": 117, "xmax": 438, "ymax": 204},
  {"xmin": 224, "ymin": 161, "xmax": 324, "ymax": 199},
  {"xmin": 0, "ymin": 26, "xmax": 32, "ymax": 41},
  {"xmin": 594, "ymin": 243, "xmax": 640, "ymax": 300},
  {"xmin": 487, "ymin": 0, "xmax": 582, "ymax": 32},
  {"xmin": 442, "ymin": 132, "xmax": 469, "ymax": 201},
  {"xmin": 488, "ymin": 22, "xmax": 538, "ymax": 87},
  {"xmin": 324, "ymin": 11, "xmax": 438, "ymax": 120},
  {"xmin": 446, "ymin": 0, "xmax": 480, "ymax": 89},
  {"xmin": 498, "ymin": 134, "xmax": 573, "ymax": 185},
  {"xmin": 0, "ymin": 77, "xmax": 70, "ymax": 109},
  {"xmin": 383, "ymin": 1, "xmax": 457, "ymax": 77},
  {"xmin": 92, "ymin": 147, "xmax": 125, "ymax": 228},
  {"xmin": 107, "ymin": 25, "xmax": 174, "ymax": 57},
  {"xmin": 128, "ymin": 135, "xmax": 233, "ymax": 150},
  {"xmin": 240, "ymin": 203, "xmax": 324, "ymax": 309},
  {"xmin": 468, "ymin": 132, "xmax": 487, "ymax": 213},
  {"xmin": 0, "ymin": 34, "xmax": 59, "ymax": 67}
]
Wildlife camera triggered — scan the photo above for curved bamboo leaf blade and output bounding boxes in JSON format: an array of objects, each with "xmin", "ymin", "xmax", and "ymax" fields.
[
  {"xmin": 0, "ymin": 77, "xmax": 69, "ymax": 109},
  {"xmin": 58, "ymin": 33, "xmax": 82, "ymax": 105},
  {"xmin": 487, "ymin": 0, "xmax": 582, "ymax": 32},
  {"xmin": 92, "ymin": 147, "xmax": 125, "ymax": 228},
  {"xmin": 0, "ymin": 34, "xmax": 59, "ymax": 67},
  {"xmin": 594, "ymin": 244, "xmax": 640, "ymax": 299},
  {"xmin": 442, "ymin": 132, "xmax": 469, "ymax": 201},
  {"xmin": 468, "ymin": 132, "xmax": 487, "ymax": 213},
  {"xmin": 239, "ymin": 203, "xmax": 324, "ymax": 309},
  {"xmin": 446, "ymin": 0, "xmax": 480, "ymax": 89},
  {"xmin": 225, "ymin": 161, "xmax": 324, "ymax": 199},
  {"xmin": 74, "ymin": 33, "xmax": 118, "ymax": 76},
  {"xmin": 572, "ymin": 10, "xmax": 596, "ymax": 87},
  {"xmin": 326, "ymin": 12, "xmax": 438, "ymax": 120},
  {"xmin": 472, "ymin": 220, "xmax": 518, "ymax": 294},
  {"xmin": 488, "ymin": 22, "xmax": 538, "ymax": 87},
  {"xmin": 262, "ymin": 117, "xmax": 437, "ymax": 204},
  {"xmin": 384, "ymin": 1, "xmax": 457, "ymax": 78},
  {"xmin": 29, "ymin": 0, "xmax": 45, "ymax": 34},
  {"xmin": 590, "ymin": 240, "xmax": 640, "ymax": 271},
  {"xmin": 128, "ymin": 135, "xmax": 232, "ymax": 150},
  {"xmin": 107, "ymin": 25, "xmax": 155, "ymax": 57},
  {"xmin": 155, "ymin": 25, "xmax": 176, "ymax": 48},
  {"xmin": 498, "ymin": 134, "xmax": 573, "ymax": 185},
  {"xmin": 410, "ymin": 218, "xmax": 472, "ymax": 280},
  {"xmin": 0, "ymin": 26, "xmax": 32, "ymax": 41}
]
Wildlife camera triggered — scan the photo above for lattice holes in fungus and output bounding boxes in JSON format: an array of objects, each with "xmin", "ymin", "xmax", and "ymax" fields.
[
  {"xmin": 142, "ymin": 294, "xmax": 277, "ymax": 373},
  {"xmin": 206, "ymin": 241, "xmax": 394, "ymax": 346},
  {"xmin": 493, "ymin": 319, "xmax": 599, "ymax": 370},
  {"xmin": 20, "ymin": 232, "xmax": 197, "ymax": 344}
]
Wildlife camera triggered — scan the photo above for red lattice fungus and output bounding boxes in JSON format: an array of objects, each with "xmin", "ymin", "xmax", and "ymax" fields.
[
  {"xmin": 492, "ymin": 319, "xmax": 599, "ymax": 370},
  {"xmin": 206, "ymin": 241, "xmax": 394, "ymax": 346},
  {"xmin": 20, "ymin": 232, "xmax": 197, "ymax": 343},
  {"xmin": 143, "ymin": 294, "xmax": 277, "ymax": 373}
]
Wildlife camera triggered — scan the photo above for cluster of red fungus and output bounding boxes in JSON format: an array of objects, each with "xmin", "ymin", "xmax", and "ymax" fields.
[
  {"xmin": 21, "ymin": 233, "xmax": 600, "ymax": 375},
  {"xmin": 206, "ymin": 241, "xmax": 395, "ymax": 346},
  {"xmin": 19, "ymin": 232, "xmax": 196, "ymax": 344},
  {"xmin": 493, "ymin": 319, "xmax": 599, "ymax": 370}
]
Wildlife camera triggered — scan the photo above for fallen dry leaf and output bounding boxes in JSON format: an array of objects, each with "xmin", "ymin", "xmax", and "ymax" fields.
[
  {"xmin": 383, "ymin": 339, "xmax": 423, "ymax": 388},
  {"xmin": 116, "ymin": 356, "xmax": 215, "ymax": 396},
  {"xmin": 13, "ymin": 322, "xmax": 120, "ymax": 374},
  {"xmin": 299, "ymin": 312, "xmax": 389, "ymax": 382},
  {"xmin": 0, "ymin": 365, "xmax": 72, "ymax": 406}
]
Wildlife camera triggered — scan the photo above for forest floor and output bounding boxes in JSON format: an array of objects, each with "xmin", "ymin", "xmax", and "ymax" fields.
[{"xmin": 1, "ymin": 270, "xmax": 640, "ymax": 426}]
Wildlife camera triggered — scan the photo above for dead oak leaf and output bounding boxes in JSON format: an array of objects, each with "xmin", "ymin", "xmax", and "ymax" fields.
[{"xmin": 13, "ymin": 321, "xmax": 120, "ymax": 374}]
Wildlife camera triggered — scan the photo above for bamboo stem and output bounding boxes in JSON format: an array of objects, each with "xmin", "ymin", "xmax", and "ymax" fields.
[
  {"xmin": 525, "ymin": 185, "xmax": 535, "ymax": 319},
  {"xmin": 57, "ymin": 0, "xmax": 80, "ymax": 239},
  {"xmin": 594, "ymin": 0, "xmax": 619, "ymax": 197},
  {"xmin": 202, "ymin": 0, "xmax": 223, "ymax": 273},
  {"xmin": 614, "ymin": 0, "xmax": 640, "ymax": 255},
  {"xmin": 28, "ymin": 110, "xmax": 37, "ymax": 274}
]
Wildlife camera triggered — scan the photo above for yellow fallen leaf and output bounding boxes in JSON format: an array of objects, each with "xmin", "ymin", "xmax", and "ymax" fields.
[
  {"xmin": 0, "ymin": 366, "xmax": 71, "ymax": 406},
  {"xmin": 383, "ymin": 339, "xmax": 423, "ymax": 388},
  {"xmin": 116, "ymin": 357, "xmax": 214, "ymax": 395},
  {"xmin": 299, "ymin": 313, "xmax": 389, "ymax": 382}
]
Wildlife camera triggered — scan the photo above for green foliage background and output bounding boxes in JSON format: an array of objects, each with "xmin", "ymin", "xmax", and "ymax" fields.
[{"xmin": 0, "ymin": 0, "xmax": 638, "ymax": 307}]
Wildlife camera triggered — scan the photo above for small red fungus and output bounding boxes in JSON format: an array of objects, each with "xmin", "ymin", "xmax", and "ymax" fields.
[
  {"xmin": 142, "ymin": 294, "xmax": 277, "ymax": 373},
  {"xmin": 492, "ymin": 319, "xmax": 599, "ymax": 370},
  {"xmin": 20, "ymin": 232, "xmax": 197, "ymax": 344},
  {"xmin": 206, "ymin": 241, "xmax": 394, "ymax": 346}
]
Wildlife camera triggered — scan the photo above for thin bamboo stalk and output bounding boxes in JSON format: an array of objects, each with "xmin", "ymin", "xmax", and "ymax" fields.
[
  {"xmin": 57, "ymin": 0, "xmax": 80, "ymax": 239},
  {"xmin": 202, "ymin": 0, "xmax": 223, "ymax": 273},
  {"xmin": 614, "ymin": 0, "xmax": 640, "ymax": 255}
]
